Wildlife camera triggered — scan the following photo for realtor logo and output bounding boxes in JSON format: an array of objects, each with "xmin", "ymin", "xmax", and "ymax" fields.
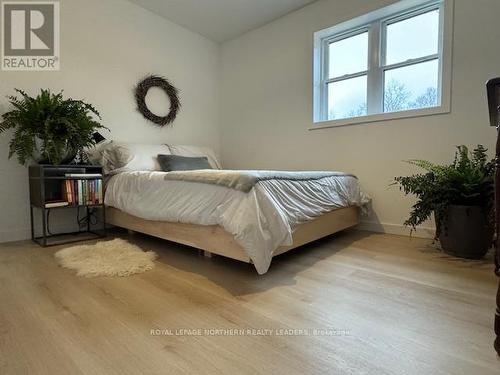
[{"xmin": 2, "ymin": 1, "xmax": 60, "ymax": 70}]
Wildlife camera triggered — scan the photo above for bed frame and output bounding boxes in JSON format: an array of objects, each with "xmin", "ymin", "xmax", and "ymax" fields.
[{"xmin": 106, "ymin": 206, "xmax": 360, "ymax": 263}]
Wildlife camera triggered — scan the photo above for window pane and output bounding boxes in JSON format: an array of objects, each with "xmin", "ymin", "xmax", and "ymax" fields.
[
  {"xmin": 385, "ymin": 9, "xmax": 439, "ymax": 65},
  {"xmin": 328, "ymin": 75, "xmax": 367, "ymax": 120},
  {"xmin": 328, "ymin": 32, "xmax": 368, "ymax": 78},
  {"xmin": 384, "ymin": 59, "xmax": 439, "ymax": 113}
]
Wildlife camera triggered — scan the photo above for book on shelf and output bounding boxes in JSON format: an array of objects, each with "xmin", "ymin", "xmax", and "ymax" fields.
[
  {"xmin": 62, "ymin": 178, "xmax": 103, "ymax": 206},
  {"xmin": 45, "ymin": 200, "xmax": 69, "ymax": 208},
  {"xmin": 78, "ymin": 180, "xmax": 83, "ymax": 205},
  {"xmin": 65, "ymin": 173, "xmax": 102, "ymax": 178}
]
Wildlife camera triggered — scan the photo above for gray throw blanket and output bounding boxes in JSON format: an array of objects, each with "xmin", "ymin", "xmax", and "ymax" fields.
[{"xmin": 163, "ymin": 170, "xmax": 356, "ymax": 192}]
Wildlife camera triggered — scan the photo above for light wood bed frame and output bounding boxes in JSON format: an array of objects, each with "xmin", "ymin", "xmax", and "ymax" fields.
[{"xmin": 106, "ymin": 206, "xmax": 360, "ymax": 263}]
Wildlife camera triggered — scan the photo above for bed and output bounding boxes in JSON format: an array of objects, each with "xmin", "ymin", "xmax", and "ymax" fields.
[
  {"xmin": 104, "ymin": 168, "xmax": 368, "ymax": 274},
  {"xmin": 90, "ymin": 141, "xmax": 368, "ymax": 274}
]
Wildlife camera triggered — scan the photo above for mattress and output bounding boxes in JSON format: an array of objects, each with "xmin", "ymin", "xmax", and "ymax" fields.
[{"xmin": 105, "ymin": 171, "xmax": 369, "ymax": 274}]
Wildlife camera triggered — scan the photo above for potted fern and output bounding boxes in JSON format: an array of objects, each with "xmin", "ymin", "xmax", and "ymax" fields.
[
  {"xmin": 394, "ymin": 145, "xmax": 495, "ymax": 259},
  {"xmin": 0, "ymin": 89, "xmax": 106, "ymax": 165}
]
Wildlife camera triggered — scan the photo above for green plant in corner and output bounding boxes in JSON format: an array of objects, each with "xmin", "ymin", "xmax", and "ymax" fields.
[
  {"xmin": 393, "ymin": 145, "xmax": 495, "ymax": 239},
  {"xmin": 0, "ymin": 89, "xmax": 107, "ymax": 165}
]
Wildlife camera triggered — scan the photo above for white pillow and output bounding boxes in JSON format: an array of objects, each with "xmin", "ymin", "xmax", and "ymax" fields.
[
  {"xmin": 89, "ymin": 141, "xmax": 171, "ymax": 174},
  {"xmin": 167, "ymin": 144, "xmax": 221, "ymax": 169},
  {"xmin": 86, "ymin": 139, "xmax": 113, "ymax": 166}
]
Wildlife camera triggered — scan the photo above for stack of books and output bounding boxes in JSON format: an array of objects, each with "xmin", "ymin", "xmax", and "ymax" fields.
[{"xmin": 62, "ymin": 173, "xmax": 103, "ymax": 206}]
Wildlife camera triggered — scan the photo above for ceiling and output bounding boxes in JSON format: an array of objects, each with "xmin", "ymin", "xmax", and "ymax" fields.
[{"xmin": 128, "ymin": 0, "xmax": 317, "ymax": 43}]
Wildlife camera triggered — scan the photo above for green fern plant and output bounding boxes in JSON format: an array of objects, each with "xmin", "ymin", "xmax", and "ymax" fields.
[
  {"xmin": 0, "ymin": 89, "xmax": 107, "ymax": 165},
  {"xmin": 393, "ymin": 145, "xmax": 495, "ymax": 237}
]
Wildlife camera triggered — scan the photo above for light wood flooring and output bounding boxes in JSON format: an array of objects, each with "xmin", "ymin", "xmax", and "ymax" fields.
[{"xmin": 0, "ymin": 229, "xmax": 498, "ymax": 375}]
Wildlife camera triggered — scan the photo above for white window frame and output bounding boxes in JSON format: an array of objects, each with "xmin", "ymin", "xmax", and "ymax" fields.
[{"xmin": 312, "ymin": 0, "xmax": 454, "ymax": 129}]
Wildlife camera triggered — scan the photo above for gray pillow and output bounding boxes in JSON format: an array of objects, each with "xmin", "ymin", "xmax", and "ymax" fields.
[{"xmin": 157, "ymin": 154, "xmax": 212, "ymax": 172}]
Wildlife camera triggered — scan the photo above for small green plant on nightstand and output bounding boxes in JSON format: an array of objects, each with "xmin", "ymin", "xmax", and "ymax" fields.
[{"xmin": 0, "ymin": 89, "xmax": 107, "ymax": 165}]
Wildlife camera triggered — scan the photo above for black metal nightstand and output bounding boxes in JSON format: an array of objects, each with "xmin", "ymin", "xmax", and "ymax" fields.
[{"xmin": 29, "ymin": 164, "xmax": 106, "ymax": 247}]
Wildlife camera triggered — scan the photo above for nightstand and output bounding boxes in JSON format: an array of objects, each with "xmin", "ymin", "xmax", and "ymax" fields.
[{"xmin": 29, "ymin": 164, "xmax": 106, "ymax": 246}]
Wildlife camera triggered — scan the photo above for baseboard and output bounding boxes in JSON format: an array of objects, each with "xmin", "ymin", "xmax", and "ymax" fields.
[
  {"xmin": 0, "ymin": 227, "xmax": 31, "ymax": 243},
  {"xmin": 356, "ymin": 221, "xmax": 435, "ymax": 239},
  {"xmin": 0, "ymin": 221, "xmax": 82, "ymax": 244},
  {"xmin": 0, "ymin": 220, "xmax": 435, "ymax": 244}
]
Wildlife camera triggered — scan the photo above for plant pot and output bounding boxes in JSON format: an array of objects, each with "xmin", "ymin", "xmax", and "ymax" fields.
[
  {"xmin": 438, "ymin": 205, "xmax": 494, "ymax": 259},
  {"xmin": 35, "ymin": 150, "xmax": 77, "ymax": 165},
  {"xmin": 32, "ymin": 138, "xmax": 77, "ymax": 165}
]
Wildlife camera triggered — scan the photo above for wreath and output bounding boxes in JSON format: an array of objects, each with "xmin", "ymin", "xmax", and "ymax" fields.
[{"xmin": 135, "ymin": 75, "xmax": 181, "ymax": 126}]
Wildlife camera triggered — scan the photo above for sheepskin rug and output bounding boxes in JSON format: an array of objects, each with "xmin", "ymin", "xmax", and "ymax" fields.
[{"xmin": 54, "ymin": 238, "xmax": 157, "ymax": 277}]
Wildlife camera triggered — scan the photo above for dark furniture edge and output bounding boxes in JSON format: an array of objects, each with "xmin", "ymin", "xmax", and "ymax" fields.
[{"xmin": 495, "ymin": 126, "xmax": 500, "ymax": 355}]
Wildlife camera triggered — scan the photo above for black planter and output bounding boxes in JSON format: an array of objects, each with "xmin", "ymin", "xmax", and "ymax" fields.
[
  {"xmin": 33, "ymin": 140, "xmax": 77, "ymax": 165},
  {"xmin": 438, "ymin": 205, "xmax": 494, "ymax": 259}
]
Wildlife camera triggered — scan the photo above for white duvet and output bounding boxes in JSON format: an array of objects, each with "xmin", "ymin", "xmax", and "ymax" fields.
[{"xmin": 105, "ymin": 171, "xmax": 369, "ymax": 274}]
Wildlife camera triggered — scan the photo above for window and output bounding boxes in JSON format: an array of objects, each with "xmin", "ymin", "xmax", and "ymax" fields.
[{"xmin": 313, "ymin": 0, "xmax": 453, "ymax": 127}]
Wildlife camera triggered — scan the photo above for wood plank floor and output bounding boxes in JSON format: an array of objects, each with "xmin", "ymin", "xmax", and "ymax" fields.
[{"xmin": 0, "ymin": 229, "xmax": 498, "ymax": 375}]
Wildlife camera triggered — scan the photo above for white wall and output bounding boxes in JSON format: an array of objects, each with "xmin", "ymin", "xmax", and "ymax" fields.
[
  {"xmin": 220, "ymin": 0, "xmax": 498, "ymax": 237},
  {"xmin": 0, "ymin": 0, "xmax": 221, "ymax": 242}
]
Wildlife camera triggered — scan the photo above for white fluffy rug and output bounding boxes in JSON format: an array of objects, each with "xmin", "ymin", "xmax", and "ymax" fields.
[{"xmin": 55, "ymin": 238, "xmax": 157, "ymax": 277}]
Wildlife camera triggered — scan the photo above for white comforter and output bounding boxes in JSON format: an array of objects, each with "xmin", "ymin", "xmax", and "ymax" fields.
[{"xmin": 105, "ymin": 171, "xmax": 369, "ymax": 274}]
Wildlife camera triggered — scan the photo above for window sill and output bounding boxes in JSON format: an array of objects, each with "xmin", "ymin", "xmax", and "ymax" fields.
[{"xmin": 309, "ymin": 105, "xmax": 450, "ymax": 130}]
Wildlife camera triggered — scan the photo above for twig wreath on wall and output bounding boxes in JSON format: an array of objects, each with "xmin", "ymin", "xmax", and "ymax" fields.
[{"xmin": 134, "ymin": 75, "xmax": 181, "ymax": 126}]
